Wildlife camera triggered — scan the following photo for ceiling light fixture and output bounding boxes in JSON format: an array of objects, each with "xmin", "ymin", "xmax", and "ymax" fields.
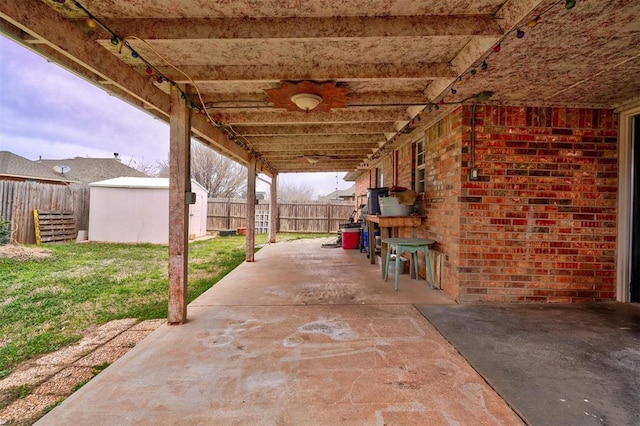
[
  {"xmin": 306, "ymin": 156, "xmax": 321, "ymax": 164},
  {"xmin": 290, "ymin": 93, "xmax": 322, "ymax": 112}
]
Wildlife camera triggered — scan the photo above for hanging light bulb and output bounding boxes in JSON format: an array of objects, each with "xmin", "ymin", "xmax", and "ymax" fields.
[
  {"xmin": 516, "ymin": 28, "xmax": 525, "ymax": 39},
  {"xmin": 451, "ymin": 88, "xmax": 457, "ymax": 95},
  {"xmin": 527, "ymin": 17, "xmax": 539, "ymax": 28},
  {"xmin": 86, "ymin": 18, "xmax": 97, "ymax": 28},
  {"xmin": 145, "ymin": 66, "xmax": 153, "ymax": 75},
  {"xmin": 481, "ymin": 61, "xmax": 488, "ymax": 71},
  {"xmin": 493, "ymin": 44, "xmax": 501, "ymax": 53},
  {"xmin": 110, "ymin": 35, "xmax": 120, "ymax": 46},
  {"xmin": 565, "ymin": 0, "xmax": 576, "ymax": 9}
]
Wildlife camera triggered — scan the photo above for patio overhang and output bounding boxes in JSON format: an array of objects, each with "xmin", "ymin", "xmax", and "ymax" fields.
[
  {"xmin": 1, "ymin": 0, "xmax": 639, "ymax": 320},
  {"xmin": 3, "ymin": 1, "xmax": 638, "ymax": 176}
]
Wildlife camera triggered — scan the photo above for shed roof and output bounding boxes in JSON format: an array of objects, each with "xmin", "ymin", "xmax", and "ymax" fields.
[{"xmin": 90, "ymin": 177, "xmax": 208, "ymax": 193}]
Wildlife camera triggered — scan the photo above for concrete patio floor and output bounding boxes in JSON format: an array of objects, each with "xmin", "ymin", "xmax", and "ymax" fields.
[{"xmin": 37, "ymin": 238, "xmax": 522, "ymax": 425}]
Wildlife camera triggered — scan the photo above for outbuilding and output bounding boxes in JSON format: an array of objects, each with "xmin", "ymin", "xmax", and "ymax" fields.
[{"xmin": 88, "ymin": 177, "xmax": 208, "ymax": 244}]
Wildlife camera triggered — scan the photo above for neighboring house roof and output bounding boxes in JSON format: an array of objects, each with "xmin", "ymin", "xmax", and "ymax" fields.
[
  {"xmin": 90, "ymin": 177, "xmax": 208, "ymax": 193},
  {"xmin": 0, "ymin": 151, "xmax": 75, "ymax": 184},
  {"xmin": 37, "ymin": 157, "xmax": 147, "ymax": 184},
  {"xmin": 318, "ymin": 185, "xmax": 355, "ymax": 202}
]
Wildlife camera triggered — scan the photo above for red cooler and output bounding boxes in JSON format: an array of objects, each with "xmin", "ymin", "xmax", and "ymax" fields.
[{"xmin": 341, "ymin": 228, "xmax": 360, "ymax": 249}]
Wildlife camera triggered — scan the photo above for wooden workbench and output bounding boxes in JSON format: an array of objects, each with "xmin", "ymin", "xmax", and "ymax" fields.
[{"xmin": 364, "ymin": 215, "xmax": 422, "ymax": 277}]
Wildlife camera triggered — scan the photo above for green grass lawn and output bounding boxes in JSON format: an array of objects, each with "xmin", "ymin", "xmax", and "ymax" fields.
[{"xmin": 0, "ymin": 233, "xmax": 331, "ymax": 377}]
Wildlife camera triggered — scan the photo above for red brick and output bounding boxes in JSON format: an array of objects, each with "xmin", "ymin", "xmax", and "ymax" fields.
[{"xmin": 358, "ymin": 105, "xmax": 617, "ymax": 304}]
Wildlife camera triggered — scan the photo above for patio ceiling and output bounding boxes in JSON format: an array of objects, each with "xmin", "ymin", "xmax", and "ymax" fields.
[{"xmin": 1, "ymin": 0, "xmax": 639, "ymax": 175}]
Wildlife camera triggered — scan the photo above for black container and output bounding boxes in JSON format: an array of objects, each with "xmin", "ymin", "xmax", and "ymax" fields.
[{"xmin": 367, "ymin": 187, "xmax": 389, "ymax": 215}]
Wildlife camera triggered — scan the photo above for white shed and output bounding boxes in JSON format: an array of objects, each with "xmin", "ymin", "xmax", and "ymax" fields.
[{"xmin": 88, "ymin": 177, "xmax": 209, "ymax": 244}]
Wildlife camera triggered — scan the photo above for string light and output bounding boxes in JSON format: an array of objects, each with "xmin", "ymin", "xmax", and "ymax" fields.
[
  {"xmin": 71, "ymin": 0, "xmax": 577, "ymax": 172},
  {"xmin": 67, "ymin": 0, "xmax": 276, "ymax": 174},
  {"xmin": 373, "ymin": 0, "xmax": 580, "ymax": 165}
]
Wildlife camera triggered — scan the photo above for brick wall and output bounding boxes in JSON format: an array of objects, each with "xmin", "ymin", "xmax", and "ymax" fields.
[
  {"xmin": 457, "ymin": 105, "xmax": 618, "ymax": 302},
  {"xmin": 407, "ymin": 108, "xmax": 465, "ymax": 297},
  {"xmin": 356, "ymin": 105, "xmax": 617, "ymax": 303}
]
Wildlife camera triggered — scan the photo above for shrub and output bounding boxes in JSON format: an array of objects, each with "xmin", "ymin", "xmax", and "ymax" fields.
[{"xmin": 0, "ymin": 220, "xmax": 10, "ymax": 245}]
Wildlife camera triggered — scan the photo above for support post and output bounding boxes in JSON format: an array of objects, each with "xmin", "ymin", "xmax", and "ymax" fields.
[
  {"xmin": 246, "ymin": 157, "xmax": 257, "ymax": 262},
  {"xmin": 168, "ymin": 86, "xmax": 191, "ymax": 324},
  {"xmin": 269, "ymin": 173, "xmax": 278, "ymax": 243}
]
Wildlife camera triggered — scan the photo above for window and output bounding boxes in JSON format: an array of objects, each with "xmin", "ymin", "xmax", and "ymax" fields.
[{"xmin": 415, "ymin": 139, "xmax": 425, "ymax": 193}]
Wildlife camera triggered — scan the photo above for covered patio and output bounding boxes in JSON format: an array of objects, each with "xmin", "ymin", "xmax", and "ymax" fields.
[
  {"xmin": 37, "ymin": 239, "xmax": 523, "ymax": 424},
  {"xmin": 1, "ymin": 0, "xmax": 639, "ymax": 422}
]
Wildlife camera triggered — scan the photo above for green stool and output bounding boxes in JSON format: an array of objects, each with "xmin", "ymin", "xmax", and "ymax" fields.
[{"xmin": 383, "ymin": 238, "xmax": 435, "ymax": 291}]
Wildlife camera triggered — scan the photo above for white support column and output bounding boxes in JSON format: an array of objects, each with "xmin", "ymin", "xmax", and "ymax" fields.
[
  {"xmin": 168, "ymin": 86, "xmax": 191, "ymax": 324},
  {"xmin": 246, "ymin": 157, "xmax": 257, "ymax": 262},
  {"xmin": 269, "ymin": 173, "xmax": 278, "ymax": 243}
]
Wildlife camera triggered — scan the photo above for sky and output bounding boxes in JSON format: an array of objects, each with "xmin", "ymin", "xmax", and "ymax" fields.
[{"xmin": 0, "ymin": 35, "xmax": 352, "ymax": 198}]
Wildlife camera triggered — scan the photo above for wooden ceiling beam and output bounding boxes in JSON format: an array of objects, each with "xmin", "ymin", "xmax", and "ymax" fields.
[
  {"xmin": 101, "ymin": 15, "xmax": 503, "ymax": 40},
  {"xmin": 256, "ymin": 146, "xmax": 377, "ymax": 155},
  {"xmin": 148, "ymin": 62, "xmax": 455, "ymax": 82},
  {"xmin": 233, "ymin": 122, "xmax": 395, "ymax": 136},
  {"xmin": 202, "ymin": 91, "xmax": 429, "ymax": 108},
  {"xmin": 494, "ymin": 0, "xmax": 548, "ymax": 33},
  {"xmin": 215, "ymin": 108, "xmax": 411, "ymax": 125},
  {"xmin": 245, "ymin": 134, "xmax": 385, "ymax": 145},
  {"xmin": 269, "ymin": 163, "xmax": 360, "ymax": 173}
]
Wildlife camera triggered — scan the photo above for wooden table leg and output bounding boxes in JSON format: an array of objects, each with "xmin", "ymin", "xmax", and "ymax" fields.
[
  {"xmin": 380, "ymin": 227, "xmax": 390, "ymax": 279},
  {"xmin": 368, "ymin": 219, "xmax": 376, "ymax": 264}
]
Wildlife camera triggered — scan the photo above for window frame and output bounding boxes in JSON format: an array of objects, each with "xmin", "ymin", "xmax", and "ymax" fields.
[{"xmin": 414, "ymin": 138, "xmax": 426, "ymax": 193}]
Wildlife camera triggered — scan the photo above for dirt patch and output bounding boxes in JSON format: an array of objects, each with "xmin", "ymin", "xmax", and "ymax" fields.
[
  {"xmin": 0, "ymin": 318, "xmax": 165, "ymax": 425},
  {"xmin": 0, "ymin": 245, "xmax": 51, "ymax": 260}
]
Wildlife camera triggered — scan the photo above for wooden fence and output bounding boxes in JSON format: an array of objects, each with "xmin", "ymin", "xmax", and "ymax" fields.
[
  {"xmin": 0, "ymin": 181, "xmax": 89, "ymax": 244},
  {"xmin": 1, "ymin": 184, "xmax": 355, "ymax": 244},
  {"xmin": 207, "ymin": 198, "xmax": 355, "ymax": 233}
]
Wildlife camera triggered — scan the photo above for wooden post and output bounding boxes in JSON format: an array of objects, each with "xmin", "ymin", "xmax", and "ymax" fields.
[
  {"xmin": 246, "ymin": 157, "xmax": 257, "ymax": 262},
  {"xmin": 269, "ymin": 173, "xmax": 277, "ymax": 243},
  {"xmin": 168, "ymin": 86, "xmax": 191, "ymax": 324}
]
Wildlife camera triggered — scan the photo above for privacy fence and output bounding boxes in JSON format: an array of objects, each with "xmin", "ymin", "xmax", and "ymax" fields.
[
  {"xmin": 207, "ymin": 198, "xmax": 355, "ymax": 234},
  {"xmin": 1, "ymin": 183, "xmax": 355, "ymax": 244},
  {"xmin": 0, "ymin": 181, "xmax": 90, "ymax": 244}
]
